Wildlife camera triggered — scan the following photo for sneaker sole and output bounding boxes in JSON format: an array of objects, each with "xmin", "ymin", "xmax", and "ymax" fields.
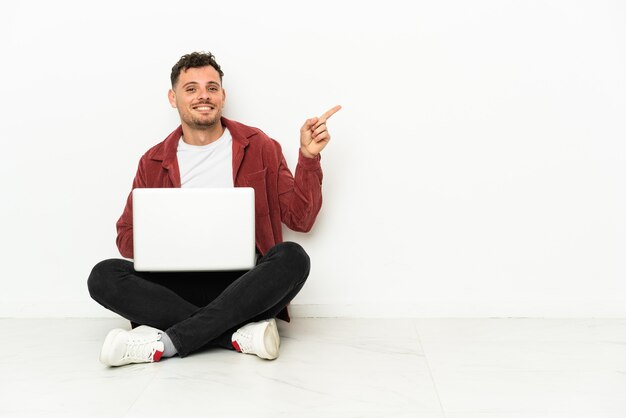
[
  {"xmin": 260, "ymin": 319, "xmax": 280, "ymax": 360},
  {"xmin": 99, "ymin": 328, "xmax": 125, "ymax": 366}
]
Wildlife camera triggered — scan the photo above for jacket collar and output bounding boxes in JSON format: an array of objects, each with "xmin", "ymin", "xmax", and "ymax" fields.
[{"xmin": 148, "ymin": 117, "xmax": 258, "ymax": 184}]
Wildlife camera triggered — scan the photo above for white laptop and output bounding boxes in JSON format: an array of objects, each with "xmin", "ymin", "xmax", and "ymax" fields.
[{"xmin": 132, "ymin": 188, "xmax": 256, "ymax": 272}]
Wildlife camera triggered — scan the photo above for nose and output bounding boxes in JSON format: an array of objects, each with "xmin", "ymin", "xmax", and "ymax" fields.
[{"xmin": 197, "ymin": 88, "xmax": 210, "ymax": 100}]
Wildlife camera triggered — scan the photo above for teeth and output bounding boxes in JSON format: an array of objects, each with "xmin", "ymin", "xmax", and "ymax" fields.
[{"xmin": 195, "ymin": 106, "xmax": 213, "ymax": 110}]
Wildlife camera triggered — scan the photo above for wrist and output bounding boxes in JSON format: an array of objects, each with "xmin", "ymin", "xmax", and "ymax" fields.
[{"xmin": 300, "ymin": 147, "xmax": 317, "ymax": 159}]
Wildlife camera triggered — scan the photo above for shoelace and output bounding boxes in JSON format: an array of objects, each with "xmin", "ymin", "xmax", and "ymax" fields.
[
  {"xmin": 233, "ymin": 330, "xmax": 254, "ymax": 353},
  {"xmin": 122, "ymin": 334, "xmax": 161, "ymax": 361}
]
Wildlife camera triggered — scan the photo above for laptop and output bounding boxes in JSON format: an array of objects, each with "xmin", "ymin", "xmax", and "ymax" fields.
[{"xmin": 132, "ymin": 188, "xmax": 256, "ymax": 272}]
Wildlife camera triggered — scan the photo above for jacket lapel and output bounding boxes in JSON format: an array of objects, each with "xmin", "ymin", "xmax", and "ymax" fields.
[
  {"xmin": 151, "ymin": 126, "xmax": 182, "ymax": 187},
  {"xmin": 223, "ymin": 118, "xmax": 251, "ymax": 185}
]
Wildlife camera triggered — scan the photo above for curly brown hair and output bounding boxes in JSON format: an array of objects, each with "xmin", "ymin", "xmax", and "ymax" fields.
[{"xmin": 170, "ymin": 51, "xmax": 224, "ymax": 87}]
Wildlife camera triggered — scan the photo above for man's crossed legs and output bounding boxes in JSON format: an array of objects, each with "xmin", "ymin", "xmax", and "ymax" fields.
[{"xmin": 87, "ymin": 242, "xmax": 309, "ymax": 366}]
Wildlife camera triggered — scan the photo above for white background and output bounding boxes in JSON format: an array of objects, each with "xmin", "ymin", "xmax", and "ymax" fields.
[{"xmin": 1, "ymin": 0, "xmax": 625, "ymax": 317}]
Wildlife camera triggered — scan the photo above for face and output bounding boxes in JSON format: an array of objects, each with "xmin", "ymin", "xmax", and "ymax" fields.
[{"xmin": 168, "ymin": 66, "xmax": 226, "ymax": 131}]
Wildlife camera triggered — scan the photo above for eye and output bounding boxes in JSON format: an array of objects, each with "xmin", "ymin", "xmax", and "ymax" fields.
[
  {"xmin": 209, "ymin": 86, "xmax": 219, "ymax": 93},
  {"xmin": 186, "ymin": 87, "xmax": 196, "ymax": 93}
]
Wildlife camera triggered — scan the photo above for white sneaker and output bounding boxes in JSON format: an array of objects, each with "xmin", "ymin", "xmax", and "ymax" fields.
[
  {"xmin": 99, "ymin": 325, "xmax": 165, "ymax": 367},
  {"xmin": 231, "ymin": 318, "xmax": 280, "ymax": 360}
]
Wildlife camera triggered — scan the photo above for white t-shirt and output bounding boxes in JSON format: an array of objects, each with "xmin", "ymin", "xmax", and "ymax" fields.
[{"xmin": 177, "ymin": 128, "xmax": 233, "ymax": 188}]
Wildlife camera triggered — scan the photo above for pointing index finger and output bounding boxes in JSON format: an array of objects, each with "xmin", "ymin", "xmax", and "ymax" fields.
[{"xmin": 319, "ymin": 105, "xmax": 342, "ymax": 123}]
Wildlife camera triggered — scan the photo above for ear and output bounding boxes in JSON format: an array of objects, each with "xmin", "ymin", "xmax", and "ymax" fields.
[
  {"xmin": 221, "ymin": 87, "xmax": 226, "ymax": 105},
  {"xmin": 168, "ymin": 89, "xmax": 177, "ymax": 108}
]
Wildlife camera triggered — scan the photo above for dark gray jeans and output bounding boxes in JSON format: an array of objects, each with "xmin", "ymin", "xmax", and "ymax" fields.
[{"xmin": 87, "ymin": 241, "xmax": 309, "ymax": 357}]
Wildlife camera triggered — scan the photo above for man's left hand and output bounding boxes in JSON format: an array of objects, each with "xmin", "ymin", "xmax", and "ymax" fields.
[{"xmin": 300, "ymin": 105, "xmax": 342, "ymax": 158}]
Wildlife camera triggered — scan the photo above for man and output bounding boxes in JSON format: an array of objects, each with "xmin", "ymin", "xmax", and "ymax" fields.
[{"xmin": 87, "ymin": 51, "xmax": 340, "ymax": 366}]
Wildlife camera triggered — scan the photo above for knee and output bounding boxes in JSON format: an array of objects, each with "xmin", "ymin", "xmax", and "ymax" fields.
[
  {"xmin": 87, "ymin": 259, "xmax": 127, "ymax": 303},
  {"xmin": 272, "ymin": 241, "xmax": 310, "ymax": 278}
]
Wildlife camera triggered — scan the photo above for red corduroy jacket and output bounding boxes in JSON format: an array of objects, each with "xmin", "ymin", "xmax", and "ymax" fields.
[{"xmin": 115, "ymin": 118, "xmax": 324, "ymax": 321}]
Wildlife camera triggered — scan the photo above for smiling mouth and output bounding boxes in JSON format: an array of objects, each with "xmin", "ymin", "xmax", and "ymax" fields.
[{"xmin": 193, "ymin": 105, "xmax": 214, "ymax": 111}]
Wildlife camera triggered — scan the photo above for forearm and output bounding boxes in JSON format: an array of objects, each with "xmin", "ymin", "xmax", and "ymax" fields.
[
  {"xmin": 116, "ymin": 195, "xmax": 134, "ymax": 259},
  {"xmin": 279, "ymin": 150, "xmax": 323, "ymax": 232}
]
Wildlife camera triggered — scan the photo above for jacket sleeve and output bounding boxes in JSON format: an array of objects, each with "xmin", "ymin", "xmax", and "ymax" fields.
[
  {"xmin": 277, "ymin": 147, "xmax": 323, "ymax": 232},
  {"xmin": 115, "ymin": 158, "xmax": 148, "ymax": 259}
]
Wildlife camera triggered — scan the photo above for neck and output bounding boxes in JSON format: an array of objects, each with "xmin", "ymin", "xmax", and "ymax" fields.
[{"xmin": 180, "ymin": 120, "xmax": 225, "ymax": 146}]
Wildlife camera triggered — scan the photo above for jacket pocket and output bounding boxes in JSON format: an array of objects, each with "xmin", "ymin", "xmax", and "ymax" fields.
[{"xmin": 244, "ymin": 168, "xmax": 270, "ymax": 216}]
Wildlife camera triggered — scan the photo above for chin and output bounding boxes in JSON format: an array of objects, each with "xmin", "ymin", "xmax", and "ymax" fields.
[{"xmin": 191, "ymin": 117, "xmax": 219, "ymax": 129}]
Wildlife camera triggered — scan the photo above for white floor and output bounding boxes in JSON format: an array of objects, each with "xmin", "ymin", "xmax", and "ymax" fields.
[{"xmin": 1, "ymin": 318, "xmax": 625, "ymax": 417}]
